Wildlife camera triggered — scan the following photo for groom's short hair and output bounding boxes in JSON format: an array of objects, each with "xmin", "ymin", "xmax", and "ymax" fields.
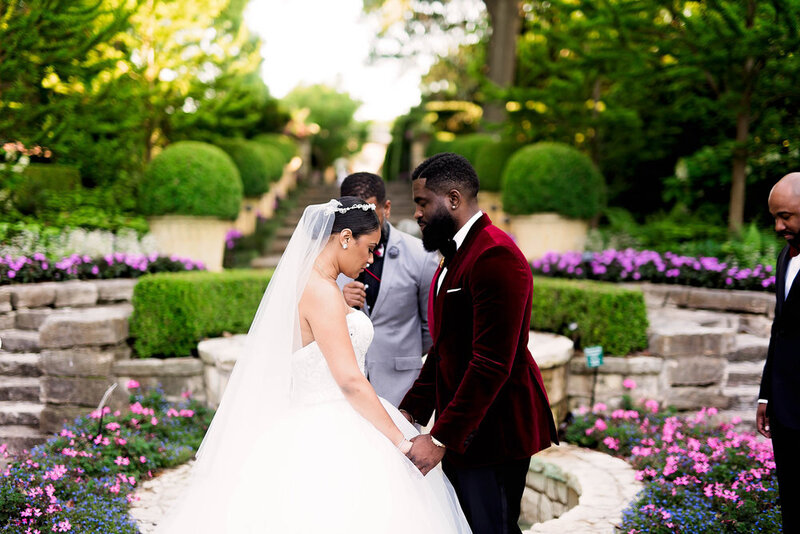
[
  {"xmin": 412, "ymin": 152, "xmax": 479, "ymax": 199},
  {"xmin": 341, "ymin": 172, "xmax": 386, "ymax": 203}
]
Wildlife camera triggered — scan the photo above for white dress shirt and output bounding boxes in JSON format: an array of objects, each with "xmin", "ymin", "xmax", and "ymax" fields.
[
  {"xmin": 785, "ymin": 253, "xmax": 800, "ymax": 300},
  {"xmin": 436, "ymin": 211, "xmax": 484, "ymax": 294}
]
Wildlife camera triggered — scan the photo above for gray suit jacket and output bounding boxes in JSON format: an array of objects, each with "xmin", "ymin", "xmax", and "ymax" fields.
[{"xmin": 338, "ymin": 223, "xmax": 439, "ymax": 406}]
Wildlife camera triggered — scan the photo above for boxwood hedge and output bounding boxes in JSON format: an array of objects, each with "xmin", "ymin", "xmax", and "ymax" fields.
[
  {"xmin": 532, "ymin": 277, "xmax": 649, "ymax": 355},
  {"xmin": 130, "ymin": 269, "xmax": 272, "ymax": 358}
]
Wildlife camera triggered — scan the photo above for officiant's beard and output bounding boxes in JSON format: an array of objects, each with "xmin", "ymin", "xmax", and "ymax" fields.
[{"xmin": 420, "ymin": 205, "xmax": 457, "ymax": 253}]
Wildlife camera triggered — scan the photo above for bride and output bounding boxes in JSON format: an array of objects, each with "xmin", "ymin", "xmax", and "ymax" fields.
[{"xmin": 155, "ymin": 197, "xmax": 471, "ymax": 533}]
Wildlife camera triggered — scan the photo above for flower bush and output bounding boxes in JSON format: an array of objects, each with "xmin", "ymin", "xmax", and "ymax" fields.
[
  {"xmin": 0, "ymin": 224, "xmax": 157, "ymax": 261},
  {"xmin": 565, "ymin": 394, "xmax": 781, "ymax": 532},
  {"xmin": 0, "ymin": 382, "xmax": 213, "ymax": 533},
  {"xmin": 532, "ymin": 249, "xmax": 776, "ymax": 292},
  {"xmin": 0, "ymin": 252, "xmax": 204, "ymax": 285}
]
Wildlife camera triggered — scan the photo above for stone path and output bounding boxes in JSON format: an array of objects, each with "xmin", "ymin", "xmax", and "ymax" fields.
[
  {"xmin": 522, "ymin": 444, "xmax": 641, "ymax": 534},
  {"xmin": 129, "ymin": 461, "xmax": 195, "ymax": 533}
]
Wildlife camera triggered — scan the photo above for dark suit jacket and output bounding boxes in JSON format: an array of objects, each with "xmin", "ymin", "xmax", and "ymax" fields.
[
  {"xmin": 760, "ymin": 245, "xmax": 800, "ymax": 429},
  {"xmin": 399, "ymin": 214, "xmax": 558, "ymax": 467}
]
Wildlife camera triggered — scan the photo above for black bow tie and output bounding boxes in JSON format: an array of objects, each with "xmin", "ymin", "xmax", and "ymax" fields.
[{"xmin": 441, "ymin": 240, "xmax": 457, "ymax": 267}]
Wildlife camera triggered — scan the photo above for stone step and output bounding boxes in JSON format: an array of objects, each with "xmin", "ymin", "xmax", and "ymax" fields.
[
  {"xmin": 725, "ymin": 334, "xmax": 769, "ymax": 362},
  {"xmin": 648, "ymin": 324, "xmax": 737, "ymax": 358},
  {"xmin": 722, "ymin": 384, "xmax": 760, "ymax": 411},
  {"xmin": 250, "ymin": 255, "xmax": 281, "ymax": 270},
  {"xmin": 0, "ymin": 352, "xmax": 41, "ymax": 376},
  {"xmin": 0, "ymin": 425, "xmax": 47, "ymax": 454},
  {"xmin": 0, "ymin": 401, "xmax": 43, "ymax": 426},
  {"xmin": 0, "ymin": 376, "xmax": 40, "ymax": 402},
  {"xmin": 0, "ymin": 329, "xmax": 41, "ymax": 353},
  {"xmin": 268, "ymin": 236, "xmax": 291, "ymax": 254},
  {"xmin": 726, "ymin": 360, "xmax": 766, "ymax": 386},
  {"xmin": 275, "ymin": 226, "xmax": 296, "ymax": 239}
]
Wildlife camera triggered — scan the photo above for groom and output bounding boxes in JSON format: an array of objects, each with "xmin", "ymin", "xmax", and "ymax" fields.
[{"xmin": 399, "ymin": 152, "xmax": 558, "ymax": 534}]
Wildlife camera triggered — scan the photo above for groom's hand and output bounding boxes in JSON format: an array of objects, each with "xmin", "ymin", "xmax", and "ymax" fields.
[
  {"xmin": 407, "ymin": 434, "xmax": 445, "ymax": 476},
  {"xmin": 342, "ymin": 281, "xmax": 366, "ymax": 309}
]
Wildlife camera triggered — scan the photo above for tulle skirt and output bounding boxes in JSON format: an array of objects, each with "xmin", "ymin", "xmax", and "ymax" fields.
[{"xmin": 156, "ymin": 398, "xmax": 471, "ymax": 533}]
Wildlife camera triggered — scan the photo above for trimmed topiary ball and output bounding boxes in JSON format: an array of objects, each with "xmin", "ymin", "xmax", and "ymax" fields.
[
  {"xmin": 501, "ymin": 142, "xmax": 605, "ymax": 219},
  {"xmin": 447, "ymin": 133, "xmax": 496, "ymax": 166},
  {"xmin": 138, "ymin": 141, "xmax": 243, "ymax": 220},
  {"xmin": 473, "ymin": 140, "xmax": 522, "ymax": 193},
  {"xmin": 216, "ymin": 139, "xmax": 283, "ymax": 196},
  {"xmin": 253, "ymin": 133, "xmax": 297, "ymax": 164},
  {"xmin": 425, "ymin": 135, "xmax": 455, "ymax": 157}
]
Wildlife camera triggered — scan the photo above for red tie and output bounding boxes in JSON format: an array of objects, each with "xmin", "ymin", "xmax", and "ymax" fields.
[{"xmin": 790, "ymin": 245, "xmax": 800, "ymax": 258}]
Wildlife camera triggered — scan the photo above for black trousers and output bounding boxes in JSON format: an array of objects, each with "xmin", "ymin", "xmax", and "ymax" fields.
[
  {"xmin": 443, "ymin": 457, "xmax": 530, "ymax": 534},
  {"xmin": 772, "ymin": 418, "xmax": 800, "ymax": 532}
]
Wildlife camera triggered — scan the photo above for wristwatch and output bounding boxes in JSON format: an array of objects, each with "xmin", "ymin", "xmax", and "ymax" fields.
[{"xmin": 431, "ymin": 435, "xmax": 445, "ymax": 449}]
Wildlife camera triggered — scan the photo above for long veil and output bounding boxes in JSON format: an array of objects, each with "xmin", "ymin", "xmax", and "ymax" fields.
[{"xmin": 155, "ymin": 200, "xmax": 339, "ymax": 533}]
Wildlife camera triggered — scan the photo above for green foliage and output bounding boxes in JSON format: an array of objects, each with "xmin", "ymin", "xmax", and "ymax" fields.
[
  {"xmin": 532, "ymin": 277, "xmax": 648, "ymax": 355},
  {"xmin": 138, "ymin": 141, "xmax": 242, "ymax": 220},
  {"xmin": 425, "ymin": 135, "xmax": 455, "ymax": 157},
  {"xmin": 13, "ymin": 163, "xmax": 81, "ymax": 214},
  {"xmin": 587, "ymin": 206, "xmax": 781, "ymax": 267},
  {"xmin": 473, "ymin": 140, "xmax": 522, "ymax": 192},
  {"xmin": 502, "ymin": 142, "xmax": 605, "ymax": 218},
  {"xmin": 215, "ymin": 139, "xmax": 279, "ymax": 197},
  {"xmin": 130, "ymin": 269, "xmax": 273, "ymax": 357},
  {"xmin": 0, "ymin": 0, "xmax": 144, "ymax": 187},
  {"xmin": 282, "ymin": 84, "xmax": 368, "ymax": 168},
  {"xmin": 447, "ymin": 133, "xmax": 496, "ymax": 165},
  {"xmin": 253, "ymin": 133, "xmax": 297, "ymax": 164}
]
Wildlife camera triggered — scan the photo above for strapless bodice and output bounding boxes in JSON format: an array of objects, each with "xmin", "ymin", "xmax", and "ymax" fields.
[{"xmin": 290, "ymin": 311, "xmax": 374, "ymax": 405}]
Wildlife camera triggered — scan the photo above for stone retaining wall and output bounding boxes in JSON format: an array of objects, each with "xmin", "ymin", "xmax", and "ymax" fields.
[{"xmin": 521, "ymin": 456, "xmax": 580, "ymax": 525}]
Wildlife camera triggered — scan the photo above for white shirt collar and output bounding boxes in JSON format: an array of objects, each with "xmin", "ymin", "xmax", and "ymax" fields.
[
  {"xmin": 786, "ymin": 253, "xmax": 800, "ymax": 299},
  {"xmin": 452, "ymin": 211, "xmax": 484, "ymax": 251}
]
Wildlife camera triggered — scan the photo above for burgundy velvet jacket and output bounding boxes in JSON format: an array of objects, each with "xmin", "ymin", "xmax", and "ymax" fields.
[{"xmin": 399, "ymin": 213, "xmax": 558, "ymax": 467}]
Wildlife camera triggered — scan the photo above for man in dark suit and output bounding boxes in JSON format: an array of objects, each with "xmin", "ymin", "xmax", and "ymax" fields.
[
  {"xmin": 399, "ymin": 152, "xmax": 558, "ymax": 534},
  {"xmin": 758, "ymin": 171, "xmax": 800, "ymax": 532}
]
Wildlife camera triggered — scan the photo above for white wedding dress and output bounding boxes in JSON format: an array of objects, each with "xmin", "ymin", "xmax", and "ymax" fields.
[{"xmin": 224, "ymin": 310, "xmax": 471, "ymax": 533}]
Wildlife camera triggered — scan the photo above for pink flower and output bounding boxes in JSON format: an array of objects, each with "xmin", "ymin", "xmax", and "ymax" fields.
[
  {"xmin": 623, "ymin": 378, "xmax": 637, "ymax": 389},
  {"xmin": 644, "ymin": 399, "xmax": 659, "ymax": 413},
  {"xmin": 603, "ymin": 437, "xmax": 620, "ymax": 450},
  {"xmin": 127, "ymin": 379, "xmax": 140, "ymax": 390}
]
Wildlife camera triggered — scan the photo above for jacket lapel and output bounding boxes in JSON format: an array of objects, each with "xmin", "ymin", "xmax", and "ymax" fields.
[
  {"xmin": 432, "ymin": 213, "xmax": 492, "ymax": 338},
  {"xmin": 369, "ymin": 223, "xmax": 399, "ymax": 318},
  {"xmin": 777, "ymin": 245, "xmax": 789, "ymax": 317}
]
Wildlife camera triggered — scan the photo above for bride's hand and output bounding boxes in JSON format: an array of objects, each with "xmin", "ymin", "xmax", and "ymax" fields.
[{"xmin": 407, "ymin": 434, "xmax": 445, "ymax": 476}]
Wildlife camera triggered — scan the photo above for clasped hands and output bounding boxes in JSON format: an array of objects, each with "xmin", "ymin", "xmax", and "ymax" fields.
[{"xmin": 399, "ymin": 410, "xmax": 445, "ymax": 476}]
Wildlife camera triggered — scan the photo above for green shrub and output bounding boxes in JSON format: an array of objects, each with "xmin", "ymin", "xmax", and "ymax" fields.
[
  {"xmin": 474, "ymin": 140, "xmax": 522, "ymax": 192},
  {"xmin": 14, "ymin": 163, "xmax": 81, "ymax": 214},
  {"xmin": 502, "ymin": 142, "xmax": 606, "ymax": 218},
  {"xmin": 216, "ymin": 139, "xmax": 282, "ymax": 196},
  {"xmin": 137, "ymin": 141, "xmax": 243, "ymax": 220},
  {"xmin": 130, "ymin": 269, "xmax": 273, "ymax": 357},
  {"xmin": 253, "ymin": 133, "xmax": 297, "ymax": 164},
  {"xmin": 532, "ymin": 277, "xmax": 648, "ymax": 355},
  {"xmin": 425, "ymin": 135, "xmax": 455, "ymax": 157},
  {"xmin": 447, "ymin": 133, "xmax": 496, "ymax": 165}
]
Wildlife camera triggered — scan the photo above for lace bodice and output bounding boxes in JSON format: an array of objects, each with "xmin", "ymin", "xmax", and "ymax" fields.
[{"xmin": 290, "ymin": 311, "xmax": 374, "ymax": 405}]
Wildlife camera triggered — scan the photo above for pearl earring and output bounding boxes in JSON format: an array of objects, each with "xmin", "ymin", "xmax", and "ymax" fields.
[
  {"xmin": 451, "ymin": 205, "xmax": 456, "ymax": 209},
  {"xmin": 342, "ymin": 243, "xmax": 348, "ymax": 250}
]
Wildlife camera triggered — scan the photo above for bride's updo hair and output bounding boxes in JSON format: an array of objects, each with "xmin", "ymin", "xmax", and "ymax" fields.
[{"xmin": 331, "ymin": 196, "xmax": 380, "ymax": 238}]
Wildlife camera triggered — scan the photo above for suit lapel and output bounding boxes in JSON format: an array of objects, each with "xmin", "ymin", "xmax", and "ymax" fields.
[
  {"xmin": 369, "ymin": 224, "xmax": 398, "ymax": 318},
  {"xmin": 777, "ymin": 246, "xmax": 789, "ymax": 317},
  {"xmin": 432, "ymin": 213, "xmax": 492, "ymax": 340}
]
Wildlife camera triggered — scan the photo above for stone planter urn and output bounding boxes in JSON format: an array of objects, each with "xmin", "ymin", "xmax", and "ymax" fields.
[
  {"xmin": 148, "ymin": 215, "xmax": 231, "ymax": 272},
  {"xmin": 509, "ymin": 213, "xmax": 589, "ymax": 261},
  {"xmin": 234, "ymin": 197, "xmax": 262, "ymax": 235}
]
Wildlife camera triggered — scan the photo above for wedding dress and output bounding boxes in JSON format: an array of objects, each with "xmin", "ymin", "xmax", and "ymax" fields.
[
  {"xmin": 226, "ymin": 310, "xmax": 471, "ymax": 533},
  {"xmin": 154, "ymin": 200, "xmax": 470, "ymax": 533}
]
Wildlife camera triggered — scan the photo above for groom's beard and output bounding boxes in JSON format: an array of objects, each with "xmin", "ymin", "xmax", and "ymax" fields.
[{"xmin": 420, "ymin": 205, "xmax": 457, "ymax": 253}]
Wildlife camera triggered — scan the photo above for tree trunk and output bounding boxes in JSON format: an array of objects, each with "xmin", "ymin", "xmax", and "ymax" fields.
[
  {"xmin": 728, "ymin": 105, "xmax": 749, "ymax": 233},
  {"xmin": 482, "ymin": 0, "xmax": 521, "ymax": 124}
]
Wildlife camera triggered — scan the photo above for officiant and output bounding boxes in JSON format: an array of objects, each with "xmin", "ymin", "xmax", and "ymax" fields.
[{"xmin": 337, "ymin": 172, "xmax": 440, "ymax": 407}]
